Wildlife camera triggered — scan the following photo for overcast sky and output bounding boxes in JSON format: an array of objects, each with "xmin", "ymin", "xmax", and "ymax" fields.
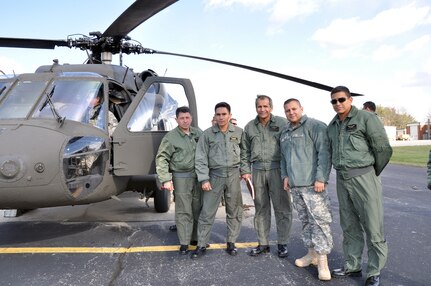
[{"xmin": 1, "ymin": 0, "xmax": 430, "ymax": 128}]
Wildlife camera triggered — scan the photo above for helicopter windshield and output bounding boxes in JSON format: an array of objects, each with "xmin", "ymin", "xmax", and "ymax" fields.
[
  {"xmin": 32, "ymin": 79, "xmax": 107, "ymax": 130},
  {"xmin": 0, "ymin": 80, "xmax": 47, "ymax": 119}
]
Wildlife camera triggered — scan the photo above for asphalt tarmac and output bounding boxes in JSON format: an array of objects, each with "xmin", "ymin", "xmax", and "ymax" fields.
[{"xmin": 0, "ymin": 164, "xmax": 429, "ymax": 286}]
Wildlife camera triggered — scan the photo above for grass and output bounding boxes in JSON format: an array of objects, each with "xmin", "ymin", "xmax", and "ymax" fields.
[{"xmin": 390, "ymin": 145, "xmax": 430, "ymax": 167}]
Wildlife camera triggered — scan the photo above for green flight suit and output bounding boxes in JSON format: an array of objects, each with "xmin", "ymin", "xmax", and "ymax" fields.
[
  {"xmin": 327, "ymin": 106, "xmax": 392, "ymax": 278},
  {"xmin": 242, "ymin": 114, "xmax": 292, "ymax": 245},
  {"xmin": 156, "ymin": 126, "xmax": 203, "ymax": 245},
  {"xmin": 195, "ymin": 123, "xmax": 245, "ymax": 247}
]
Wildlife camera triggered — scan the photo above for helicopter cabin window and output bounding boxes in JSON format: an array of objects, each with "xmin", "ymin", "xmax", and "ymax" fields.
[
  {"xmin": 127, "ymin": 82, "xmax": 188, "ymax": 132},
  {"xmin": 0, "ymin": 80, "xmax": 47, "ymax": 119}
]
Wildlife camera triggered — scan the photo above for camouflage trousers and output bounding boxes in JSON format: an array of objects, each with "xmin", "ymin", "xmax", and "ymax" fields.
[{"xmin": 290, "ymin": 186, "xmax": 333, "ymax": 255}]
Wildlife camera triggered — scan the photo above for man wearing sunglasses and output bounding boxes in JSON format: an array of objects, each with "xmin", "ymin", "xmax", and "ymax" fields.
[{"xmin": 327, "ymin": 86, "xmax": 392, "ymax": 286}]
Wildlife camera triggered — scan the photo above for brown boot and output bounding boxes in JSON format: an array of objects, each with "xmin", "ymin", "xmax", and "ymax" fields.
[
  {"xmin": 295, "ymin": 248, "xmax": 318, "ymax": 267},
  {"xmin": 317, "ymin": 254, "xmax": 331, "ymax": 281}
]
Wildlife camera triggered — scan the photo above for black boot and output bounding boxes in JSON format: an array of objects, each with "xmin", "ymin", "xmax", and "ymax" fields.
[
  {"xmin": 190, "ymin": 246, "xmax": 206, "ymax": 259},
  {"xmin": 179, "ymin": 245, "xmax": 189, "ymax": 255},
  {"xmin": 277, "ymin": 244, "xmax": 289, "ymax": 258},
  {"xmin": 249, "ymin": 245, "xmax": 270, "ymax": 256},
  {"xmin": 226, "ymin": 242, "xmax": 237, "ymax": 256}
]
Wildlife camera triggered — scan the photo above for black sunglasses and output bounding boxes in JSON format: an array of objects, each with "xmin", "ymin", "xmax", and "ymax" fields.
[{"xmin": 330, "ymin": 97, "xmax": 348, "ymax": 104}]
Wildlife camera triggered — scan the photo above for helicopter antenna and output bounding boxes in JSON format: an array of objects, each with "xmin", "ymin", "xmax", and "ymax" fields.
[
  {"xmin": 49, "ymin": 59, "xmax": 59, "ymax": 72},
  {"xmin": 163, "ymin": 69, "xmax": 167, "ymax": 76}
]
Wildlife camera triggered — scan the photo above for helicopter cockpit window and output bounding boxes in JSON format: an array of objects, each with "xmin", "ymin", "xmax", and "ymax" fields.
[
  {"xmin": 127, "ymin": 83, "xmax": 188, "ymax": 132},
  {"xmin": 0, "ymin": 80, "xmax": 47, "ymax": 119},
  {"xmin": 32, "ymin": 80, "xmax": 108, "ymax": 132}
]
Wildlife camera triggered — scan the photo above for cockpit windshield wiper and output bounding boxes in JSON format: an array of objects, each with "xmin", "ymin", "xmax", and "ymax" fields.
[
  {"xmin": 39, "ymin": 85, "xmax": 65, "ymax": 125},
  {"xmin": 0, "ymin": 85, "xmax": 6, "ymax": 97}
]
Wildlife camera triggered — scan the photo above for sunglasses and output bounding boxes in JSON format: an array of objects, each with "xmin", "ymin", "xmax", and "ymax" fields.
[{"xmin": 330, "ymin": 97, "xmax": 348, "ymax": 104}]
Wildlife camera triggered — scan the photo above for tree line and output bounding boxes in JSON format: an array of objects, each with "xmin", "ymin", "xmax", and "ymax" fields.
[{"xmin": 376, "ymin": 106, "xmax": 416, "ymax": 129}]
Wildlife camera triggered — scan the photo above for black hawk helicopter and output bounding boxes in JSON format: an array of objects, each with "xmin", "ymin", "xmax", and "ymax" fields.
[{"xmin": 0, "ymin": 0, "xmax": 362, "ymax": 214}]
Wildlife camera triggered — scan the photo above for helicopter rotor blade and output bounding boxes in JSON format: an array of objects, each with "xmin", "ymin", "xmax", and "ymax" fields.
[
  {"xmin": 102, "ymin": 0, "xmax": 178, "ymax": 38},
  {"xmin": 0, "ymin": 37, "xmax": 68, "ymax": 49},
  {"xmin": 144, "ymin": 49, "xmax": 364, "ymax": 96}
]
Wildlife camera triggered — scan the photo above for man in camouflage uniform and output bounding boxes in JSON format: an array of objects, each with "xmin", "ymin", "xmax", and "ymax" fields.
[
  {"xmin": 241, "ymin": 95, "xmax": 292, "ymax": 258},
  {"xmin": 155, "ymin": 106, "xmax": 203, "ymax": 255},
  {"xmin": 191, "ymin": 102, "xmax": 245, "ymax": 259},
  {"xmin": 328, "ymin": 86, "xmax": 392, "ymax": 286},
  {"xmin": 280, "ymin": 98, "xmax": 332, "ymax": 281}
]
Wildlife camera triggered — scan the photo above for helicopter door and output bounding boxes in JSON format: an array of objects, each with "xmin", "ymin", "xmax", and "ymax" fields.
[{"xmin": 112, "ymin": 77, "xmax": 197, "ymax": 176}]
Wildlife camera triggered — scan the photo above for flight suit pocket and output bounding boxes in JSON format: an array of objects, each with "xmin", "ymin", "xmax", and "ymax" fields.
[{"xmin": 349, "ymin": 134, "xmax": 369, "ymax": 152}]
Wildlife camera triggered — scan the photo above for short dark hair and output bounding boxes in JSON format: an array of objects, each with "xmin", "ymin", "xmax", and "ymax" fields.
[
  {"xmin": 215, "ymin": 102, "xmax": 231, "ymax": 113},
  {"xmin": 363, "ymin": 101, "xmax": 376, "ymax": 112},
  {"xmin": 283, "ymin": 98, "xmax": 301, "ymax": 107},
  {"xmin": 331, "ymin": 86, "xmax": 351, "ymax": 97},
  {"xmin": 256, "ymin": 95, "xmax": 273, "ymax": 108},
  {"xmin": 176, "ymin": 106, "xmax": 191, "ymax": 117}
]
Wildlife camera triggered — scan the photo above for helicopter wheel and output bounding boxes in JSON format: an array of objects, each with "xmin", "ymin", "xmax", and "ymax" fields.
[{"xmin": 154, "ymin": 188, "xmax": 171, "ymax": 213}]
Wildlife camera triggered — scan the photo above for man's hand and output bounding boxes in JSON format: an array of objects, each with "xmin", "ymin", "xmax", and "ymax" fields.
[
  {"xmin": 283, "ymin": 177, "xmax": 290, "ymax": 192},
  {"xmin": 314, "ymin": 181, "xmax": 325, "ymax": 193},
  {"xmin": 241, "ymin": 173, "xmax": 251, "ymax": 180},
  {"xmin": 202, "ymin": 181, "xmax": 213, "ymax": 192},
  {"xmin": 162, "ymin": 181, "xmax": 174, "ymax": 192}
]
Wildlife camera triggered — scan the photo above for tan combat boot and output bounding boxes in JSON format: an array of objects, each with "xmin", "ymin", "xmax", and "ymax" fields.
[
  {"xmin": 317, "ymin": 254, "xmax": 331, "ymax": 281},
  {"xmin": 295, "ymin": 248, "xmax": 318, "ymax": 267}
]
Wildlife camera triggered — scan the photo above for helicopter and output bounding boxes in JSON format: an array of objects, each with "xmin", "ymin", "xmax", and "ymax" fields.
[{"xmin": 0, "ymin": 0, "xmax": 362, "ymax": 214}]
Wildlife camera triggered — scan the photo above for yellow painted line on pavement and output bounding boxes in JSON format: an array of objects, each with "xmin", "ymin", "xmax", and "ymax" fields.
[{"xmin": 0, "ymin": 242, "xmax": 259, "ymax": 254}]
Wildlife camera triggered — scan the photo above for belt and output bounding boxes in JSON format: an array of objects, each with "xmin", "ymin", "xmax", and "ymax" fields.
[
  {"xmin": 172, "ymin": 171, "xmax": 196, "ymax": 178},
  {"xmin": 338, "ymin": 165, "xmax": 374, "ymax": 179},
  {"xmin": 210, "ymin": 167, "xmax": 240, "ymax": 177},
  {"xmin": 252, "ymin": 161, "xmax": 280, "ymax": 170}
]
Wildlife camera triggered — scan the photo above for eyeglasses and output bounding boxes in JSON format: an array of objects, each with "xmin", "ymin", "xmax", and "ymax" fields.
[{"xmin": 330, "ymin": 97, "xmax": 348, "ymax": 104}]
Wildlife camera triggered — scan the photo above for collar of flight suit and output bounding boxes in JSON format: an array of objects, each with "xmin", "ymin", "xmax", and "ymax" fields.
[
  {"xmin": 253, "ymin": 113, "xmax": 276, "ymax": 126},
  {"xmin": 329, "ymin": 105, "xmax": 359, "ymax": 126}
]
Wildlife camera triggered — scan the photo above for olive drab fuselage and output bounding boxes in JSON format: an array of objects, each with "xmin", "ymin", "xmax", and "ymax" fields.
[{"xmin": 0, "ymin": 64, "xmax": 197, "ymax": 211}]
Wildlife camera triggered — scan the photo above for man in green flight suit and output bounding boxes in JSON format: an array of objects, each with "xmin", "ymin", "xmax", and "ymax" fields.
[
  {"xmin": 327, "ymin": 86, "xmax": 392, "ymax": 286},
  {"xmin": 241, "ymin": 95, "xmax": 292, "ymax": 258},
  {"xmin": 155, "ymin": 106, "xmax": 203, "ymax": 255},
  {"xmin": 191, "ymin": 102, "xmax": 245, "ymax": 259}
]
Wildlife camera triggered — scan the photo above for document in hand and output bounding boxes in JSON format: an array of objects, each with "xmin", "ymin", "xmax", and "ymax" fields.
[{"xmin": 245, "ymin": 178, "xmax": 255, "ymax": 200}]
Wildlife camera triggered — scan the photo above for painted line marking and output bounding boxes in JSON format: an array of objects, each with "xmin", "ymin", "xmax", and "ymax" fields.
[{"xmin": 0, "ymin": 242, "xmax": 259, "ymax": 254}]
